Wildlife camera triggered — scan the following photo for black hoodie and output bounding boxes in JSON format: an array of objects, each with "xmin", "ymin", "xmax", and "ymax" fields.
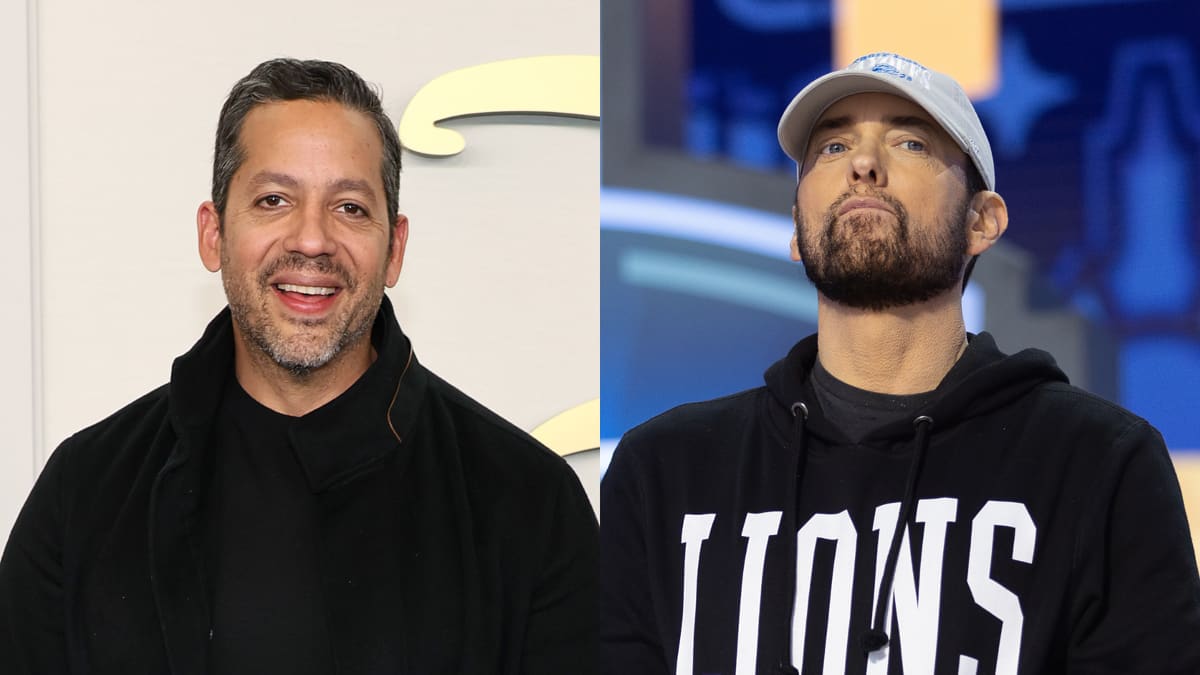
[{"xmin": 602, "ymin": 332, "xmax": 1200, "ymax": 674}]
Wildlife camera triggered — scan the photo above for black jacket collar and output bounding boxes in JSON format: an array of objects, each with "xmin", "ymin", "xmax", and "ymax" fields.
[{"xmin": 166, "ymin": 294, "xmax": 427, "ymax": 491}]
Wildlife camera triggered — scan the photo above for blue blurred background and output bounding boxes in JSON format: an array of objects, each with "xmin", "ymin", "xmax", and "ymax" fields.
[{"xmin": 601, "ymin": 0, "xmax": 1200, "ymax": 476}]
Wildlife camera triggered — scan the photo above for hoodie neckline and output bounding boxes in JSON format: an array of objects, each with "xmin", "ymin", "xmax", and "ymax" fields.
[{"xmin": 763, "ymin": 331, "xmax": 1069, "ymax": 447}]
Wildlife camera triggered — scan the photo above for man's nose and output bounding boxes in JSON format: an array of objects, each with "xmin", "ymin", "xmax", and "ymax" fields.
[
  {"xmin": 285, "ymin": 203, "xmax": 338, "ymax": 258},
  {"xmin": 847, "ymin": 140, "xmax": 887, "ymax": 187}
]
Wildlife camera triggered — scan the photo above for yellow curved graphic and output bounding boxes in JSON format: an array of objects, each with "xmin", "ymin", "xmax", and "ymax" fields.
[
  {"xmin": 531, "ymin": 399, "xmax": 599, "ymax": 458},
  {"xmin": 398, "ymin": 55, "xmax": 600, "ymax": 157}
]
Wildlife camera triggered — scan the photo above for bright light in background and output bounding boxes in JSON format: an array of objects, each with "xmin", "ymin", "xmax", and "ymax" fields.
[
  {"xmin": 835, "ymin": 0, "xmax": 1000, "ymax": 98},
  {"xmin": 600, "ymin": 439, "xmax": 619, "ymax": 481},
  {"xmin": 602, "ymin": 187, "xmax": 796, "ymax": 260}
]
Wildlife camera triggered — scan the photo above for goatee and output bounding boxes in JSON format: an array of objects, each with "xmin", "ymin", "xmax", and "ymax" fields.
[{"xmin": 222, "ymin": 250, "xmax": 380, "ymax": 377}]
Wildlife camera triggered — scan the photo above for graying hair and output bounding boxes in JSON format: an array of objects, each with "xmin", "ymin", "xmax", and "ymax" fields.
[{"xmin": 211, "ymin": 58, "xmax": 402, "ymax": 233}]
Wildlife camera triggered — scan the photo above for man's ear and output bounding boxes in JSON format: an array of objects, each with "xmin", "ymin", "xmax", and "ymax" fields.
[
  {"xmin": 384, "ymin": 214, "xmax": 410, "ymax": 287},
  {"xmin": 790, "ymin": 204, "xmax": 802, "ymax": 262},
  {"xmin": 197, "ymin": 201, "xmax": 222, "ymax": 272},
  {"xmin": 966, "ymin": 190, "xmax": 1008, "ymax": 256}
]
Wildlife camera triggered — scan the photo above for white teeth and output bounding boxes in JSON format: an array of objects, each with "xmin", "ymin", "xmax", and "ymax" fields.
[{"xmin": 277, "ymin": 283, "xmax": 337, "ymax": 296}]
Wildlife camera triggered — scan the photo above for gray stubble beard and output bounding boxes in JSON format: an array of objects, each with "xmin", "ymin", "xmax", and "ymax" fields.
[{"xmin": 221, "ymin": 251, "xmax": 383, "ymax": 378}]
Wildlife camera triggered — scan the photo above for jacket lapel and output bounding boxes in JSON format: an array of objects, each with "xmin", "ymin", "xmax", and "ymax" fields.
[
  {"xmin": 147, "ymin": 439, "xmax": 211, "ymax": 675},
  {"xmin": 149, "ymin": 308, "xmax": 236, "ymax": 674}
]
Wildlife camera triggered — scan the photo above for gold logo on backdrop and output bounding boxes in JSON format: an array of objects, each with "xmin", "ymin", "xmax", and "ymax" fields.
[
  {"xmin": 400, "ymin": 56, "xmax": 600, "ymax": 456},
  {"xmin": 398, "ymin": 55, "xmax": 600, "ymax": 157},
  {"xmin": 531, "ymin": 399, "xmax": 600, "ymax": 458}
]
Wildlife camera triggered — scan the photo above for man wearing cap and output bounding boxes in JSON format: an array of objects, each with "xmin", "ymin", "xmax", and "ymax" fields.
[
  {"xmin": 601, "ymin": 52, "xmax": 1200, "ymax": 674},
  {"xmin": 0, "ymin": 58, "xmax": 597, "ymax": 674}
]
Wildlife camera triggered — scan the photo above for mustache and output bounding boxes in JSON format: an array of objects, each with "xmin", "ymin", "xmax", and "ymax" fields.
[
  {"xmin": 257, "ymin": 253, "xmax": 354, "ymax": 290},
  {"xmin": 825, "ymin": 188, "xmax": 910, "ymax": 238},
  {"xmin": 829, "ymin": 188, "xmax": 907, "ymax": 217}
]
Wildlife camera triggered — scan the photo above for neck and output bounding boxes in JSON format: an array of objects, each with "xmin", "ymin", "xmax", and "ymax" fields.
[
  {"xmin": 232, "ymin": 334, "xmax": 375, "ymax": 417},
  {"xmin": 816, "ymin": 288, "xmax": 968, "ymax": 395}
]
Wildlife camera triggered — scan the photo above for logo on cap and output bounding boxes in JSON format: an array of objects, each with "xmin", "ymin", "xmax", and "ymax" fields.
[{"xmin": 850, "ymin": 52, "xmax": 933, "ymax": 90}]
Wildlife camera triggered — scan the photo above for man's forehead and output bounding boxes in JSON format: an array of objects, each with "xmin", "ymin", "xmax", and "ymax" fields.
[
  {"xmin": 240, "ymin": 99, "xmax": 378, "ymax": 139},
  {"xmin": 234, "ymin": 100, "xmax": 387, "ymax": 193}
]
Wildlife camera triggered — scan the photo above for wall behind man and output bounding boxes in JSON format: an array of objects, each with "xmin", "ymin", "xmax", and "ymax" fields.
[{"xmin": 0, "ymin": 0, "xmax": 598, "ymax": 539}]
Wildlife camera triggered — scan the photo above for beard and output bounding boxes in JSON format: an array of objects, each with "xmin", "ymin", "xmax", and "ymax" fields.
[
  {"xmin": 794, "ymin": 189, "xmax": 970, "ymax": 311},
  {"xmin": 221, "ymin": 250, "xmax": 384, "ymax": 377}
]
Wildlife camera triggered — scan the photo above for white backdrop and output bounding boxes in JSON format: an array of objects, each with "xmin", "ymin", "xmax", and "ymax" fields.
[{"xmin": 1, "ymin": 0, "xmax": 599, "ymax": 539}]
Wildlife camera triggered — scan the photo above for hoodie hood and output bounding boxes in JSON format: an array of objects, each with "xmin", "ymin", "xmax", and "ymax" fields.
[{"xmin": 763, "ymin": 331, "xmax": 1069, "ymax": 444}]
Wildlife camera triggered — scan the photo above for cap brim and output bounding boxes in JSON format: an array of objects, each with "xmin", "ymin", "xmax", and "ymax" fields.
[{"xmin": 779, "ymin": 71, "xmax": 940, "ymax": 166}]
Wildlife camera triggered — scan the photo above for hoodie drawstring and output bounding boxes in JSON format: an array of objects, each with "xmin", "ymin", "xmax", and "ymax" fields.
[
  {"xmin": 777, "ymin": 402, "xmax": 808, "ymax": 675},
  {"xmin": 861, "ymin": 415, "xmax": 935, "ymax": 655}
]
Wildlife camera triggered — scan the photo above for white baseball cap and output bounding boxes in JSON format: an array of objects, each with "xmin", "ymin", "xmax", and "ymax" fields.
[{"xmin": 777, "ymin": 52, "xmax": 995, "ymax": 191}]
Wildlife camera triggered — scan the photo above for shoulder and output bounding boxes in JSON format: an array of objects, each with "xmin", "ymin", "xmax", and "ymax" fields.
[
  {"xmin": 617, "ymin": 387, "xmax": 766, "ymax": 458},
  {"xmin": 418, "ymin": 367, "xmax": 575, "ymax": 485},
  {"xmin": 34, "ymin": 384, "xmax": 173, "ymax": 517},
  {"xmin": 54, "ymin": 384, "xmax": 172, "ymax": 467},
  {"xmin": 605, "ymin": 387, "xmax": 769, "ymax": 492},
  {"xmin": 1026, "ymin": 381, "xmax": 1160, "ymax": 446},
  {"xmin": 414, "ymin": 367, "xmax": 597, "ymax": 540},
  {"xmin": 1012, "ymin": 382, "xmax": 1176, "ymax": 518}
]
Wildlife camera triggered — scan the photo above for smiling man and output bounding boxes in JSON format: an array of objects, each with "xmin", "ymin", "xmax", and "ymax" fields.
[
  {"xmin": 601, "ymin": 53, "xmax": 1200, "ymax": 674},
  {"xmin": 0, "ymin": 59, "xmax": 597, "ymax": 675}
]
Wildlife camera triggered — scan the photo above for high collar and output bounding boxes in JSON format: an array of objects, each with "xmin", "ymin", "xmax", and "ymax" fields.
[{"xmin": 168, "ymin": 295, "xmax": 427, "ymax": 492}]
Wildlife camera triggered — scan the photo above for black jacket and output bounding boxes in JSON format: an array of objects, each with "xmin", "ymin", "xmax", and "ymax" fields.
[
  {"xmin": 0, "ymin": 297, "xmax": 598, "ymax": 674},
  {"xmin": 601, "ymin": 332, "xmax": 1200, "ymax": 674}
]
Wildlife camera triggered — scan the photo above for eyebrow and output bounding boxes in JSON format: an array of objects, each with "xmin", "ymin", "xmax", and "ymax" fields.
[
  {"xmin": 245, "ymin": 171, "xmax": 379, "ymax": 201},
  {"xmin": 246, "ymin": 170, "xmax": 300, "ymax": 190},
  {"xmin": 812, "ymin": 116, "xmax": 854, "ymax": 134},
  {"xmin": 884, "ymin": 115, "xmax": 938, "ymax": 134},
  {"xmin": 329, "ymin": 178, "xmax": 379, "ymax": 202}
]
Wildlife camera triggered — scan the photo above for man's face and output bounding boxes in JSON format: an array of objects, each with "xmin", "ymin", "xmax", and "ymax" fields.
[
  {"xmin": 198, "ymin": 99, "xmax": 407, "ymax": 375},
  {"xmin": 792, "ymin": 92, "xmax": 973, "ymax": 311}
]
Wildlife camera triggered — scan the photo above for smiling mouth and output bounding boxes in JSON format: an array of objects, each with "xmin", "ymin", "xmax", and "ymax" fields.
[{"xmin": 275, "ymin": 283, "xmax": 338, "ymax": 296}]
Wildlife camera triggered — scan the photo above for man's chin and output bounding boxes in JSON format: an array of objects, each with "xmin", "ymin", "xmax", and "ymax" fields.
[
  {"xmin": 266, "ymin": 349, "xmax": 339, "ymax": 377},
  {"xmin": 268, "ymin": 336, "xmax": 340, "ymax": 370},
  {"xmin": 810, "ymin": 271, "xmax": 959, "ymax": 311},
  {"xmin": 238, "ymin": 326, "xmax": 341, "ymax": 375},
  {"xmin": 833, "ymin": 212, "xmax": 899, "ymax": 237}
]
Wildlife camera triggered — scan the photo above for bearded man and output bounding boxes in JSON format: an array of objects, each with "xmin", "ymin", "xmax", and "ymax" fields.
[
  {"xmin": 0, "ymin": 58, "xmax": 597, "ymax": 675},
  {"xmin": 601, "ymin": 53, "xmax": 1200, "ymax": 675}
]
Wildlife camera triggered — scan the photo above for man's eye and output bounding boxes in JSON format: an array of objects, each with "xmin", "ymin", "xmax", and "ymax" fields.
[
  {"xmin": 901, "ymin": 139, "xmax": 926, "ymax": 152},
  {"xmin": 819, "ymin": 142, "xmax": 847, "ymax": 155},
  {"xmin": 338, "ymin": 203, "xmax": 368, "ymax": 217},
  {"xmin": 259, "ymin": 195, "xmax": 285, "ymax": 207}
]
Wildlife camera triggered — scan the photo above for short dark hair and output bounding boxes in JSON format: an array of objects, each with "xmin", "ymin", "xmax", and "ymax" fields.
[
  {"xmin": 960, "ymin": 165, "xmax": 989, "ymax": 290},
  {"xmin": 211, "ymin": 58, "xmax": 402, "ymax": 232}
]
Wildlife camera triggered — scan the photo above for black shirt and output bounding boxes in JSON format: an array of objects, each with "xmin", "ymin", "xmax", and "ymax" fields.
[
  {"xmin": 809, "ymin": 358, "xmax": 937, "ymax": 443},
  {"xmin": 203, "ymin": 378, "xmax": 335, "ymax": 675}
]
